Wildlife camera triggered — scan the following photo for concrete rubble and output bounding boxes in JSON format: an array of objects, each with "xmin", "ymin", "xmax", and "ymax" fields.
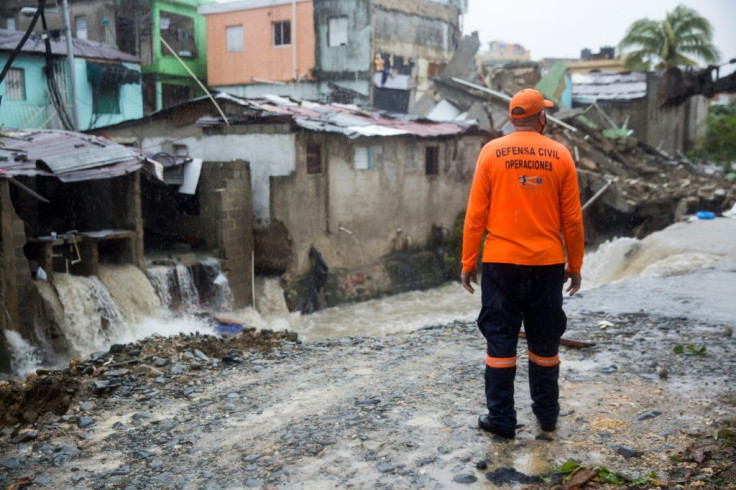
[{"xmin": 547, "ymin": 111, "xmax": 735, "ymax": 241}]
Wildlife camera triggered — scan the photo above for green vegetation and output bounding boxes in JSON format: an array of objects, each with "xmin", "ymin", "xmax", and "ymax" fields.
[
  {"xmin": 548, "ymin": 459, "xmax": 661, "ymax": 487},
  {"xmin": 673, "ymin": 344, "xmax": 707, "ymax": 356},
  {"xmin": 618, "ymin": 4, "xmax": 720, "ymax": 71},
  {"xmin": 688, "ymin": 99, "xmax": 736, "ymax": 168}
]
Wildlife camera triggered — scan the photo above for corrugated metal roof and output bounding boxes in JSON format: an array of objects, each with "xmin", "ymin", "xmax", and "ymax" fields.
[
  {"xmin": 194, "ymin": 93, "xmax": 476, "ymax": 139},
  {"xmin": 0, "ymin": 28, "xmax": 140, "ymax": 63},
  {"xmin": 0, "ymin": 129, "xmax": 152, "ymax": 182},
  {"xmin": 571, "ymin": 71, "xmax": 647, "ymax": 103}
]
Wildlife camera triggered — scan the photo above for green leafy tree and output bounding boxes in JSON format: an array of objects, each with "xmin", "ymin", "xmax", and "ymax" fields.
[
  {"xmin": 689, "ymin": 99, "xmax": 736, "ymax": 166},
  {"xmin": 618, "ymin": 4, "xmax": 720, "ymax": 71}
]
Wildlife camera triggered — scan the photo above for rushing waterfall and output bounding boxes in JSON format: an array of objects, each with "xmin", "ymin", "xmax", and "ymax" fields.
[
  {"xmin": 4, "ymin": 330, "xmax": 42, "ymax": 377},
  {"xmin": 3, "ymin": 259, "xmax": 235, "ymax": 375},
  {"xmin": 191, "ymin": 258, "xmax": 235, "ymax": 312},
  {"xmin": 176, "ymin": 264, "xmax": 201, "ymax": 312},
  {"xmin": 146, "ymin": 266, "xmax": 175, "ymax": 310},
  {"xmin": 98, "ymin": 265, "xmax": 163, "ymax": 324},
  {"xmin": 53, "ymin": 273, "xmax": 128, "ymax": 359}
]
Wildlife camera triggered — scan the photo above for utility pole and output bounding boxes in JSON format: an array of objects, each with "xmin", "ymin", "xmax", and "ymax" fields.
[{"xmin": 60, "ymin": 0, "xmax": 79, "ymax": 130}]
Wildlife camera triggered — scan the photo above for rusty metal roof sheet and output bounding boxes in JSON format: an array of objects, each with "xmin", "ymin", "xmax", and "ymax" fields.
[
  {"xmin": 0, "ymin": 28, "xmax": 140, "ymax": 63},
  {"xmin": 194, "ymin": 94, "xmax": 476, "ymax": 139},
  {"xmin": 571, "ymin": 72, "xmax": 648, "ymax": 103},
  {"xmin": 0, "ymin": 129, "xmax": 152, "ymax": 182}
]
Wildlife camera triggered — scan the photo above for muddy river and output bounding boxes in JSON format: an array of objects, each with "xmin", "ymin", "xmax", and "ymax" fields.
[{"xmin": 1, "ymin": 218, "xmax": 735, "ymax": 488}]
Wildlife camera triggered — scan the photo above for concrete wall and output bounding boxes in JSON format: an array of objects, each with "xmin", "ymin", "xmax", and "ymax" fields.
[
  {"xmin": 196, "ymin": 161, "xmax": 254, "ymax": 308},
  {"xmin": 313, "ymin": 0, "xmax": 372, "ymax": 76},
  {"xmin": 313, "ymin": 0, "xmax": 459, "ymax": 106},
  {"xmin": 591, "ymin": 73, "xmax": 708, "ymax": 155},
  {"xmin": 271, "ymin": 132, "xmax": 482, "ymax": 276},
  {"xmin": 16, "ymin": 0, "xmax": 117, "ymax": 46},
  {"xmin": 137, "ymin": 127, "xmax": 294, "ymax": 227},
  {"xmin": 205, "ymin": 1, "xmax": 315, "ymax": 86},
  {"xmin": 373, "ymin": 0, "xmax": 459, "ymax": 61}
]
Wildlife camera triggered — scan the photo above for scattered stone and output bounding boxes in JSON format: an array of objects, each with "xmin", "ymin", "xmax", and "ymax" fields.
[
  {"xmin": 11, "ymin": 429, "xmax": 38, "ymax": 443},
  {"xmin": 77, "ymin": 416, "xmax": 95, "ymax": 429},
  {"xmin": 476, "ymin": 460, "xmax": 488, "ymax": 470},
  {"xmin": 194, "ymin": 349, "xmax": 210, "ymax": 362},
  {"xmin": 453, "ymin": 473, "xmax": 478, "ymax": 484},
  {"xmin": 485, "ymin": 468, "xmax": 541, "ymax": 486},
  {"xmin": 110, "ymin": 464, "xmax": 131, "ymax": 475},
  {"xmin": 636, "ymin": 410, "xmax": 662, "ymax": 421},
  {"xmin": 616, "ymin": 445, "xmax": 642, "ymax": 459},
  {"xmin": 105, "ymin": 369, "xmax": 131, "ymax": 378},
  {"xmin": 376, "ymin": 462, "xmax": 394, "ymax": 473},
  {"xmin": 93, "ymin": 380, "xmax": 111, "ymax": 394},
  {"xmin": 109, "ymin": 344, "xmax": 125, "ymax": 354},
  {"xmin": 1, "ymin": 458, "xmax": 23, "ymax": 469},
  {"xmin": 153, "ymin": 357, "xmax": 169, "ymax": 367}
]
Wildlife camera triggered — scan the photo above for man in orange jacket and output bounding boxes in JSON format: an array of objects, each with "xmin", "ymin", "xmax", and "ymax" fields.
[{"xmin": 461, "ymin": 88, "xmax": 584, "ymax": 439}]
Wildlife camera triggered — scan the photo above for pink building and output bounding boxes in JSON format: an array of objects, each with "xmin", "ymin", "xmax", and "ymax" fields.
[{"xmin": 200, "ymin": 0, "xmax": 315, "ymax": 88}]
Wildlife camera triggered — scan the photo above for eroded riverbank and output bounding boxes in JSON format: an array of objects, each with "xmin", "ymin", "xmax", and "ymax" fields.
[{"xmin": 1, "ymin": 304, "xmax": 734, "ymax": 488}]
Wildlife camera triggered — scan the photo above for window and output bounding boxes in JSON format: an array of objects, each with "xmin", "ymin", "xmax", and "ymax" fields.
[
  {"xmin": 93, "ymin": 84, "xmax": 120, "ymax": 114},
  {"xmin": 5, "ymin": 68, "xmax": 25, "ymax": 100},
  {"xmin": 5, "ymin": 17, "xmax": 16, "ymax": 30},
  {"xmin": 162, "ymin": 84, "xmax": 193, "ymax": 109},
  {"xmin": 75, "ymin": 15, "xmax": 88, "ymax": 39},
  {"xmin": 328, "ymin": 16, "xmax": 348, "ymax": 47},
  {"xmin": 354, "ymin": 146, "xmax": 373, "ymax": 170},
  {"xmin": 425, "ymin": 146, "xmax": 439, "ymax": 175},
  {"xmin": 306, "ymin": 144, "xmax": 322, "ymax": 174},
  {"xmin": 273, "ymin": 21, "xmax": 290, "ymax": 46},
  {"xmin": 160, "ymin": 11, "xmax": 197, "ymax": 59},
  {"xmin": 226, "ymin": 25, "xmax": 244, "ymax": 52}
]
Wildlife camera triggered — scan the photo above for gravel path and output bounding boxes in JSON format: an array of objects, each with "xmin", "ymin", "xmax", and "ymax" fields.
[{"xmin": 1, "ymin": 308, "xmax": 735, "ymax": 489}]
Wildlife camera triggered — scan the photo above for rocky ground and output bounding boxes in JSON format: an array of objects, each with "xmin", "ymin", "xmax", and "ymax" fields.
[{"xmin": 1, "ymin": 309, "xmax": 735, "ymax": 489}]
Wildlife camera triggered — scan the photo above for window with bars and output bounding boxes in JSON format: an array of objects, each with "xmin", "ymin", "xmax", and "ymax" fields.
[
  {"xmin": 328, "ymin": 16, "xmax": 348, "ymax": 47},
  {"xmin": 160, "ymin": 11, "xmax": 197, "ymax": 59},
  {"xmin": 306, "ymin": 144, "xmax": 323, "ymax": 174},
  {"xmin": 425, "ymin": 146, "xmax": 439, "ymax": 175},
  {"xmin": 354, "ymin": 146, "xmax": 374, "ymax": 171},
  {"xmin": 273, "ymin": 21, "xmax": 290, "ymax": 46},
  {"xmin": 226, "ymin": 25, "xmax": 244, "ymax": 52},
  {"xmin": 5, "ymin": 68, "xmax": 25, "ymax": 100},
  {"xmin": 75, "ymin": 15, "xmax": 88, "ymax": 39}
]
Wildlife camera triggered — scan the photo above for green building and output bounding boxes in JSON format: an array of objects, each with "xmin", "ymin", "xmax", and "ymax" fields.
[{"xmin": 5, "ymin": 0, "xmax": 211, "ymax": 114}]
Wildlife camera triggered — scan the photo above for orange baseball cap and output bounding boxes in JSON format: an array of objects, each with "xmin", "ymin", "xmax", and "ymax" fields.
[{"xmin": 509, "ymin": 89, "xmax": 554, "ymax": 119}]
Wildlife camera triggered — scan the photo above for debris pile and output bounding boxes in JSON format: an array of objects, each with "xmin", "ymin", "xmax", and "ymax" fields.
[
  {"xmin": 549, "ymin": 113, "xmax": 735, "ymax": 240},
  {"xmin": 0, "ymin": 328, "xmax": 299, "ymax": 428}
]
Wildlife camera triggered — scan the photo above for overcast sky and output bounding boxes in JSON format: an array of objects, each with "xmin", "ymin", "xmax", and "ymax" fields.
[{"xmin": 463, "ymin": 0, "xmax": 735, "ymax": 67}]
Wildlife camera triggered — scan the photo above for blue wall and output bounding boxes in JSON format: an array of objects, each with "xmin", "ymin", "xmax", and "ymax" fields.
[{"xmin": 0, "ymin": 53, "xmax": 143, "ymax": 131}]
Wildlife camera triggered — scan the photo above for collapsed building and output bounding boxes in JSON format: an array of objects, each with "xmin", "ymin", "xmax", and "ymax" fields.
[{"xmin": 413, "ymin": 35, "xmax": 735, "ymax": 243}]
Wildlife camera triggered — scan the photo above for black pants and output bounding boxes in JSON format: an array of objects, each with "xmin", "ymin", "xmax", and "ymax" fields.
[{"xmin": 477, "ymin": 262, "xmax": 567, "ymax": 431}]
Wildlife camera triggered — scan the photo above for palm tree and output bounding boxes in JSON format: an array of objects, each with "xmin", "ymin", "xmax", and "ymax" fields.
[{"xmin": 618, "ymin": 4, "xmax": 720, "ymax": 71}]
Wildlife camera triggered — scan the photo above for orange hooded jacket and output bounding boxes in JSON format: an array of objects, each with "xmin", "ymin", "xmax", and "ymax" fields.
[{"xmin": 461, "ymin": 130, "xmax": 584, "ymax": 274}]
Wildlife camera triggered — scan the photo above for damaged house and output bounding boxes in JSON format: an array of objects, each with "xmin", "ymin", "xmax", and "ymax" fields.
[
  {"xmin": 198, "ymin": 0, "xmax": 464, "ymax": 111},
  {"xmin": 0, "ymin": 129, "xmax": 158, "ymax": 371},
  {"xmin": 571, "ymin": 70, "xmax": 707, "ymax": 156},
  {"xmin": 96, "ymin": 93, "xmax": 487, "ymax": 312},
  {"xmin": 0, "ymin": 28, "xmax": 143, "ymax": 131}
]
